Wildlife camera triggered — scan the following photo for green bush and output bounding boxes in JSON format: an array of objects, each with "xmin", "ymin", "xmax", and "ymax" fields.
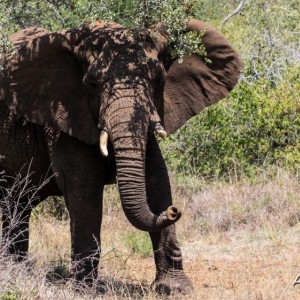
[
  {"xmin": 124, "ymin": 230, "xmax": 152, "ymax": 258},
  {"xmin": 33, "ymin": 196, "xmax": 69, "ymax": 220},
  {"xmin": 160, "ymin": 0, "xmax": 300, "ymax": 179},
  {"xmin": 161, "ymin": 65, "xmax": 300, "ymax": 179},
  {"xmin": 0, "ymin": 1, "xmax": 205, "ymax": 61}
]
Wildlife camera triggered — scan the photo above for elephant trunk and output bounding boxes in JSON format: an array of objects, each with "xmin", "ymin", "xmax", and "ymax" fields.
[{"xmin": 104, "ymin": 82, "xmax": 181, "ymax": 231}]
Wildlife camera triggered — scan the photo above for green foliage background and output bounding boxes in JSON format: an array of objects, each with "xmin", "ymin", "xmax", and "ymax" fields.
[
  {"xmin": 161, "ymin": 0, "xmax": 300, "ymax": 179},
  {"xmin": 1, "ymin": 0, "xmax": 300, "ymax": 180},
  {"xmin": 162, "ymin": 66, "xmax": 300, "ymax": 178}
]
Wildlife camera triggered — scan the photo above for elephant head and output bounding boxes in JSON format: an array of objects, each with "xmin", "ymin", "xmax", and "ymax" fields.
[{"xmin": 0, "ymin": 20, "xmax": 242, "ymax": 231}]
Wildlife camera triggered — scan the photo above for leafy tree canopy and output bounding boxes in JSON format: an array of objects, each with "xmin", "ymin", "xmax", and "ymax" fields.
[{"xmin": 0, "ymin": 0, "xmax": 207, "ymax": 61}]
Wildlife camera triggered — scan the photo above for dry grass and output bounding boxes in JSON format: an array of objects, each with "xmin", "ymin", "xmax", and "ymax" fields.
[{"xmin": 1, "ymin": 168, "xmax": 300, "ymax": 299}]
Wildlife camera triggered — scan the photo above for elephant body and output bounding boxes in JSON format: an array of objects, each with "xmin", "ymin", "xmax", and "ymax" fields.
[
  {"xmin": 0, "ymin": 20, "xmax": 242, "ymax": 293},
  {"xmin": 0, "ymin": 99, "xmax": 57, "ymax": 192}
]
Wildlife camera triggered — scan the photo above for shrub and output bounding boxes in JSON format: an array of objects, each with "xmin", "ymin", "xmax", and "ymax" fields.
[
  {"xmin": 0, "ymin": 1, "xmax": 206, "ymax": 63},
  {"xmin": 161, "ymin": 65, "xmax": 300, "ymax": 179},
  {"xmin": 33, "ymin": 196, "xmax": 69, "ymax": 221}
]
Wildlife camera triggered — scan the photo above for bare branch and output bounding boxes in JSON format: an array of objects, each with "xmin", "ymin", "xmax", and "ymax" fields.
[
  {"xmin": 143, "ymin": 0, "xmax": 149, "ymax": 12},
  {"xmin": 221, "ymin": 0, "xmax": 246, "ymax": 29},
  {"xmin": 143, "ymin": 0, "xmax": 150, "ymax": 27}
]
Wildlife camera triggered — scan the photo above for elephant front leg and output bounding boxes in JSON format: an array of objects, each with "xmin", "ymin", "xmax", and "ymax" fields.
[
  {"xmin": 69, "ymin": 203, "xmax": 102, "ymax": 284},
  {"xmin": 62, "ymin": 178, "xmax": 104, "ymax": 285},
  {"xmin": 146, "ymin": 137, "xmax": 193, "ymax": 294},
  {"xmin": 49, "ymin": 136, "xmax": 104, "ymax": 285},
  {"xmin": 149, "ymin": 226, "xmax": 192, "ymax": 294}
]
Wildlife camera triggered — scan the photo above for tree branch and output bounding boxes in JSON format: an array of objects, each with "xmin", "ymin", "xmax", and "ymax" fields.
[{"xmin": 221, "ymin": 0, "xmax": 246, "ymax": 29}]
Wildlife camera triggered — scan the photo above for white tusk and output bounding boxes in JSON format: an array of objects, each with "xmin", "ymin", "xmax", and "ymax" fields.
[
  {"xmin": 155, "ymin": 123, "xmax": 167, "ymax": 139},
  {"xmin": 99, "ymin": 131, "xmax": 109, "ymax": 157}
]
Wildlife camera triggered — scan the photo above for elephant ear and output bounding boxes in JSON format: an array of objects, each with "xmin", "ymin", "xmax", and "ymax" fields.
[
  {"xmin": 162, "ymin": 19, "xmax": 243, "ymax": 134},
  {"xmin": 1, "ymin": 26, "xmax": 99, "ymax": 144}
]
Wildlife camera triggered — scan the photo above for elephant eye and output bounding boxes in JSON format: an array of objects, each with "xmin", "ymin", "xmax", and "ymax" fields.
[
  {"xmin": 153, "ymin": 63, "xmax": 166, "ymax": 87},
  {"xmin": 83, "ymin": 73, "xmax": 100, "ymax": 96},
  {"xmin": 148, "ymin": 58, "xmax": 165, "ymax": 80},
  {"xmin": 89, "ymin": 78, "xmax": 97, "ymax": 88},
  {"xmin": 155, "ymin": 76, "xmax": 165, "ymax": 88}
]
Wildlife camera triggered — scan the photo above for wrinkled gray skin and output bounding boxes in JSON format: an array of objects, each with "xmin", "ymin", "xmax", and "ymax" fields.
[{"xmin": 0, "ymin": 20, "xmax": 242, "ymax": 294}]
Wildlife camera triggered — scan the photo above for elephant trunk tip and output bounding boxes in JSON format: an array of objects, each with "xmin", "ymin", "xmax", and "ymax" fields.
[
  {"xmin": 152, "ymin": 205, "xmax": 181, "ymax": 231},
  {"xmin": 166, "ymin": 206, "xmax": 181, "ymax": 222}
]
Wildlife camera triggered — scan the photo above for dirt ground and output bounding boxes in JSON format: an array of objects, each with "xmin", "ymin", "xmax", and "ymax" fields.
[
  {"xmin": 4, "ymin": 173, "xmax": 300, "ymax": 300},
  {"xmin": 116, "ymin": 237, "xmax": 300, "ymax": 299},
  {"xmin": 1, "ymin": 215, "xmax": 300, "ymax": 299}
]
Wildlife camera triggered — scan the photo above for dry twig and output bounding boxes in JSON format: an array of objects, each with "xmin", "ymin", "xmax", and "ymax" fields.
[{"xmin": 221, "ymin": 0, "xmax": 246, "ymax": 29}]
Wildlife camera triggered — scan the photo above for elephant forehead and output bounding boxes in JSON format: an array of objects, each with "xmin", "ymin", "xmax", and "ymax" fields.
[
  {"xmin": 104, "ymin": 31, "xmax": 146, "ymax": 56},
  {"xmin": 87, "ymin": 48, "xmax": 152, "ymax": 83},
  {"xmin": 75, "ymin": 29, "xmax": 145, "ymax": 66}
]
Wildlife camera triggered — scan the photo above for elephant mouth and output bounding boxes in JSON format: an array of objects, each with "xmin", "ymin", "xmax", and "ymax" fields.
[{"xmin": 99, "ymin": 123, "xmax": 167, "ymax": 157}]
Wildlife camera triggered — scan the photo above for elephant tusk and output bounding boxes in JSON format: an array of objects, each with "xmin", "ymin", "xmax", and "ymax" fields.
[
  {"xmin": 155, "ymin": 123, "xmax": 167, "ymax": 139},
  {"xmin": 99, "ymin": 131, "xmax": 109, "ymax": 157}
]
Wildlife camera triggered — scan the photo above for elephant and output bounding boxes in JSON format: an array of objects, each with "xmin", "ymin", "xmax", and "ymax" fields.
[{"xmin": 0, "ymin": 19, "xmax": 242, "ymax": 293}]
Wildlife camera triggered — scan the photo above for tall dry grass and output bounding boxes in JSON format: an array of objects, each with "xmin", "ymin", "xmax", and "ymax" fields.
[
  {"xmin": 181, "ymin": 167, "xmax": 300, "ymax": 236},
  {"xmin": 1, "ymin": 168, "xmax": 300, "ymax": 299}
]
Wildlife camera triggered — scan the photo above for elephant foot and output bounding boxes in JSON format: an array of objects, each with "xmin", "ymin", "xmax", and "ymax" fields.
[
  {"xmin": 72, "ymin": 270, "xmax": 97, "ymax": 289},
  {"xmin": 71, "ymin": 253, "xmax": 99, "ymax": 286},
  {"xmin": 152, "ymin": 271, "xmax": 193, "ymax": 295},
  {"xmin": 9, "ymin": 252, "xmax": 27, "ymax": 263}
]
